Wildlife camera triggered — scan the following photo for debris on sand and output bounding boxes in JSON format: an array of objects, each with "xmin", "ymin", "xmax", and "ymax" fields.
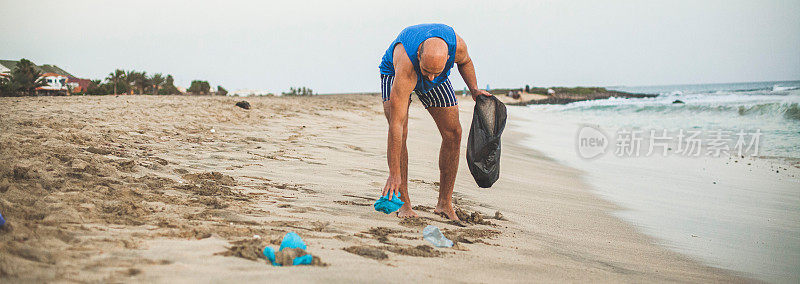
[
  {"xmin": 264, "ymin": 247, "xmax": 326, "ymax": 266},
  {"xmin": 343, "ymin": 245, "xmax": 388, "ymax": 260},
  {"xmin": 235, "ymin": 101, "xmax": 251, "ymax": 110},
  {"xmin": 219, "ymin": 236, "xmax": 326, "ymax": 266},
  {"xmin": 271, "ymin": 247, "xmax": 321, "ymax": 266},
  {"xmin": 422, "ymin": 225, "xmax": 453, "ymax": 248},
  {"xmin": 260, "ymin": 232, "xmax": 327, "ymax": 266}
]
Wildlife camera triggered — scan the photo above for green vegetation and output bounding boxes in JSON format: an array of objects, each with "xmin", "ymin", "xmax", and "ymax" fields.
[
  {"xmin": 552, "ymin": 87, "xmax": 609, "ymax": 95},
  {"xmin": 127, "ymin": 70, "xmax": 148, "ymax": 95},
  {"xmin": 159, "ymin": 75, "xmax": 181, "ymax": 95},
  {"xmin": 105, "ymin": 69, "xmax": 127, "ymax": 95},
  {"xmin": 1, "ymin": 57, "xmax": 225, "ymax": 96},
  {"xmin": 188, "ymin": 80, "xmax": 211, "ymax": 95},
  {"xmin": 282, "ymin": 86, "xmax": 314, "ymax": 96},
  {"xmin": 76, "ymin": 69, "xmax": 223, "ymax": 96},
  {"xmin": 0, "ymin": 58, "xmax": 47, "ymax": 96},
  {"xmin": 150, "ymin": 73, "xmax": 165, "ymax": 95}
]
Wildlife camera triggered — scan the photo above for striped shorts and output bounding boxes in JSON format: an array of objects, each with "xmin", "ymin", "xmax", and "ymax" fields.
[{"xmin": 380, "ymin": 74, "xmax": 458, "ymax": 108}]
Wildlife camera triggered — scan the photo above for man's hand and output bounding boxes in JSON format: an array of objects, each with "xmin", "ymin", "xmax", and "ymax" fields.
[
  {"xmin": 382, "ymin": 174, "xmax": 402, "ymax": 198},
  {"xmin": 470, "ymin": 89, "xmax": 492, "ymax": 101}
]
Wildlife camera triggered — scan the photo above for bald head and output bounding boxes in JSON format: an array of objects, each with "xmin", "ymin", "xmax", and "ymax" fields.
[{"xmin": 418, "ymin": 37, "xmax": 448, "ymax": 81}]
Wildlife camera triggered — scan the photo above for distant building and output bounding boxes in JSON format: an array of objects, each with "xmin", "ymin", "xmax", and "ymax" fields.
[
  {"xmin": 39, "ymin": 72, "xmax": 70, "ymax": 94},
  {"xmin": 67, "ymin": 76, "xmax": 92, "ymax": 93},
  {"xmin": 0, "ymin": 59, "xmax": 88, "ymax": 95},
  {"xmin": 229, "ymin": 89, "xmax": 278, "ymax": 97},
  {"xmin": 0, "ymin": 64, "xmax": 10, "ymax": 76}
]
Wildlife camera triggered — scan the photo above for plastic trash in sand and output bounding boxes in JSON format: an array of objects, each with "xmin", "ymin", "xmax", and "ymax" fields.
[
  {"xmin": 262, "ymin": 232, "xmax": 315, "ymax": 266},
  {"xmin": 0, "ymin": 211, "xmax": 5, "ymax": 227},
  {"xmin": 423, "ymin": 225, "xmax": 453, "ymax": 248},
  {"xmin": 374, "ymin": 192, "xmax": 404, "ymax": 214}
]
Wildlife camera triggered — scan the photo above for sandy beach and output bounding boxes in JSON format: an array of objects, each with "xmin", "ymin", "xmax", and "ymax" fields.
[{"xmin": 0, "ymin": 94, "xmax": 751, "ymax": 282}]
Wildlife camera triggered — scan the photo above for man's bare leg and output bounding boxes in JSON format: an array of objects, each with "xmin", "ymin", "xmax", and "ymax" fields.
[
  {"xmin": 383, "ymin": 101, "xmax": 417, "ymax": 218},
  {"xmin": 427, "ymin": 105, "xmax": 461, "ymax": 221}
]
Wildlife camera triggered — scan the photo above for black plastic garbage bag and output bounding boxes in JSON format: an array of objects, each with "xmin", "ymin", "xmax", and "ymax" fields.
[{"xmin": 466, "ymin": 95, "xmax": 507, "ymax": 188}]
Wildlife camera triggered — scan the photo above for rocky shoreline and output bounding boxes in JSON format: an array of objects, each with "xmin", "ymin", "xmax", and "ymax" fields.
[{"xmin": 499, "ymin": 88, "xmax": 657, "ymax": 106}]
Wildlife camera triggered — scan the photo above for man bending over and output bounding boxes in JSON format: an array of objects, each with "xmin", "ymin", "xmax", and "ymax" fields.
[{"xmin": 378, "ymin": 23, "xmax": 491, "ymax": 220}]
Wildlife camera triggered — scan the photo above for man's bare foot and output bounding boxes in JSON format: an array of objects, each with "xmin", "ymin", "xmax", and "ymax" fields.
[
  {"xmin": 397, "ymin": 204, "xmax": 418, "ymax": 218},
  {"xmin": 434, "ymin": 204, "xmax": 459, "ymax": 221}
]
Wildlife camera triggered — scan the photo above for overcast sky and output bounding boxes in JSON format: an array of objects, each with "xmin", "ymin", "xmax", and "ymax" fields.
[{"xmin": 1, "ymin": 0, "xmax": 798, "ymax": 93}]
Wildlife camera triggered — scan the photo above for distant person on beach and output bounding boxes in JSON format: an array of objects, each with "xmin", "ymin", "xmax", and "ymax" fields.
[{"xmin": 378, "ymin": 23, "xmax": 492, "ymax": 220}]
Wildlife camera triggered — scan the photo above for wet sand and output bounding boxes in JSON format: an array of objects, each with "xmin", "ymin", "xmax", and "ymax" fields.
[
  {"xmin": 509, "ymin": 106, "xmax": 800, "ymax": 283},
  {"xmin": 0, "ymin": 95, "xmax": 750, "ymax": 282}
]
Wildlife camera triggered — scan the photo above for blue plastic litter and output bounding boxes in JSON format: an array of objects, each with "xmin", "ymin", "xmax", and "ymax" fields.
[
  {"xmin": 262, "ymin": 232, "xmax": 313, "ymax": 266},
  {"xmin": 373, "ymin": 192, "xmax": 404, "ymax": 214},
  {"xmin": 278, "ymin": 231, "xmax": 307, "ymax": 251},
  {"xmin": 291, "ymin": 254, "xmax": 313, "ymax": 265},
  {"xmin": 0, "ymin": 212, "xmax": 5, "ymax": 227},
  {"xmin": 263, "ymin": 246, "xmax": 277, "ymax": 264}
]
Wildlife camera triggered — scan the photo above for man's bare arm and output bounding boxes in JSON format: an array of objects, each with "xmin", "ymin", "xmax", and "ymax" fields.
[
  {"xmin": 383, "ymin": 44, "xmax": 417, "ymax": 198},
  {"xmin": 454, "ymin": 34, "xmax": 491, "ymax": 100}
]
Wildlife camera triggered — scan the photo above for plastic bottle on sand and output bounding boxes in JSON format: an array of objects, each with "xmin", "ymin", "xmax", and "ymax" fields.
[{"xmin": 422, "ymin": 225, "xmax": 453, "ymax": 248}]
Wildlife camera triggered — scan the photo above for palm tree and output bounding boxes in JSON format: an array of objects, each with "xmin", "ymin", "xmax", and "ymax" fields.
[
  {"xmin": 162, "ymin": 74, "xmax": 180, "ymax": 95},
  {"xmin": 150, "ymin": 73, "xmax": 165, "ymax": 95},
  {"xmin": 106, "ymin": 69, "xmax": 125, "ymax": 95},
  {"xmin": 135, "ymin": 71, "xmax": 149, "ymax": 95},
  {"xmin": 11, "ymin": 59, "xmax": 47, "ymax": 96},
  {"xmin": 125, "ymin": 70, "xmax": 137, "ymax": 95}
]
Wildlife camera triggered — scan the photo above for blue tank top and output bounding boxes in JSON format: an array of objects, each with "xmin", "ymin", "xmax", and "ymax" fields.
[{"xmin": 379, "ymin": 23, "xmax": 457, "ymax": 94}]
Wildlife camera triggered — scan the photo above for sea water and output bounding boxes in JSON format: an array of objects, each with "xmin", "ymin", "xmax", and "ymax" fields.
[{"xmin": 509, "ymin": 81, "xmax": 800, "ymax": 283}]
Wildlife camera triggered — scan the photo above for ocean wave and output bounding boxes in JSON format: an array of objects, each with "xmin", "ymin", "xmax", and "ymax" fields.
[
  {"xmin": 563, "ymin": 101, "xmax": 800, "ymax": 121},
  {"xmin": 609, "ymin": 81, "xmax": 800, "ymax": 96},
  {"xmin": 735, "ymin": 103, "xmax": 800, "ymax": 120},
  {"xmin": 780, "ymin": 103, "xmax": 800, "ymax": 120},
  {"xmin": 773, "ymin": 85, "xmax": 800, "ymax": 92}
]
